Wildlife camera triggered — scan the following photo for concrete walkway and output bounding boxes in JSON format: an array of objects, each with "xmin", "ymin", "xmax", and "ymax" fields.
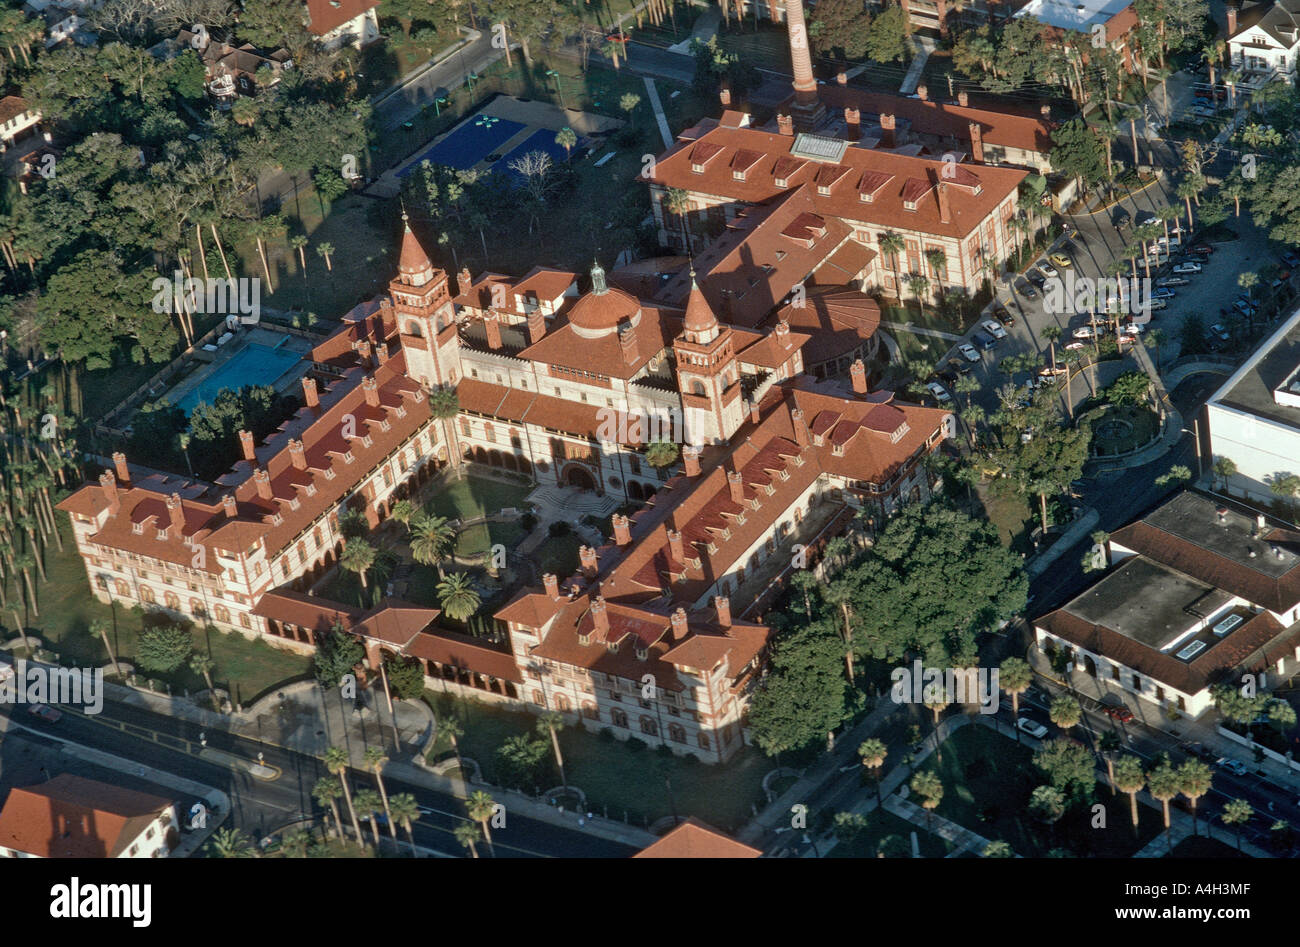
[
  {"xmin": 880, "ymin": 320, "xmax": 963, "ymax": 342},
  {"xmin": 642, "ymin": 76, "xmax": 674, "ymax": 150},
  {"xmin": 885, "ymin": 791, "xmax": 997, "ymax": 857},
  {"xmin": 899, "ymin": 36, "xmax": 935, "ymax": 95},
  {"xmin": 667, "ymin": 5, "xmax": 721, "ymax": 54},
  {"xmin": 1026, "ymin": 507, "xmax": 1100, "ymax": 579}
]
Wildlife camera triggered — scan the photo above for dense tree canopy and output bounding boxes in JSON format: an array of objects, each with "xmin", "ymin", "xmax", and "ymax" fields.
[{"xmin": 748, "ymin": 618, "xmax": 853, "ymax": 757}]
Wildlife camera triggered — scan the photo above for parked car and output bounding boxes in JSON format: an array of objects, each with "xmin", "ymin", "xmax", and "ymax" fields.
[
  {"xmin": 1215, "ymin": 757, "xmax": 1249, "ymax": 776},
  {"xmin": 926, "ymin": 381, "xmax": 952, "ymax": 403},
  {"xmin": 1017, "ymin": 718, "xmax": 1049, "ymax": 739},
  {"xmin": 1281, "ymin": 250, "xmax": 1300, "ymax": 268},
  {"xmin": 1039, "ymin": 365, "xmax": 1067, "ymax": 378},
  {"xmin": 1156, "ymin": 276, "xmax": 1190, "ymax": 286},
  {"xmin": 1017, "ymin": 280, "xmax": 1039, "ymax": 298},
  {"xmin": 981, "ymin": 319, "xmax": 1008, "ymax": 339},
  {"xmin": 28, "ymin": 704, "xmax": 62, "ymax": 723},
  {"xmin": 1136, "ymin": 212, "xmax": 1157, "ymax": 227},
  {"xmin": 1191, "ymin": 103, "xmax": 1216, "ymax": 118},
  {"xmin": 946, "ymin": 358, "xmax": 972, "ymax": 376},
  {"xmin": 973, "ymin": 330, "xmax": 998, "ymax": 350},
  {"xmin": 1149, "ymin": 298, "xmax": 1169, "ymax": 311},
  {"xmin": 1064, "ymin": 341, "xmax": 1086, "ymax": 350},
  {"xmin": 958, "ymin": 343, "xmax": 981, "ymax": 362},
  {"xmin": 936, "ymin": 369, "xmax": 959, "ymax": 386},
  {"xmin": 1171, "ymin": 261, "xmax": 1202, "ymax": 274},
  {"xmin": 1232, "ymin": 299, "xmax": 1255, "ymax": 317},
  {"xmin": 1048, "ymin": 251, "xmax": 1073, "ymax": 269},
  {"xmin": 1189, "ymin": 243, "xmax": 1214, "ymax": 255},
  {"xmin": 1104, "ymin": 705, "xmax": 1135, "ymax": 723},
  {"xmin": 1028, "ymin": 272, "xmax": 1048, "ymax": 289},
  {"xmin": 1072, "ymin": 326, "xmax": 1097, "ymax": 340},
  {"xmin": 993, "ymin": 304, "xmax": 1013, "ymax": 322},
  {"xmin": 1152, "ymin": 287, "xmax": 1176, "ymax": 300},
  {"xmin": 1210, "ymin": 322, "xmax": 1232, "ymax": 341},
  {"xmin": 1037, "ymin": 260, "xmax": 1058, "ymax": 278},
  {"xmin": 1122, "ymin": 322, "xmax": 1146, "ymax": 335}
]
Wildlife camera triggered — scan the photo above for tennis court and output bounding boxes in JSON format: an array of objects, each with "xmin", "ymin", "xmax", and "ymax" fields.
[
  {"xmin": 497, "ymin": 128, "xmax": 571, "ymax": 181},
  {"xmin": 397, "ymin": 114, "xmax": 525, "ymax": 178}
]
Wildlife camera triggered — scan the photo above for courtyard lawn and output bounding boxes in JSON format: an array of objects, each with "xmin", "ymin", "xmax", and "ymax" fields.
[
  {"xmin": 424, "ymin": 475, "xmax": 533, "ymax": 522},
  {"xmin": 534, "ymin": 532, "xmax": 584, "ymax": 580},
  {"xmin": 426, "ymin": 693, "xmax": 770, "ymax": 832},
  {"xmin": 453, "ymin": 520, "xmax": 529, "ymax": 560},
  {"xmin": 827, "ymin": 808, "xmax": 952, "ymax": 858},
  {"xmin": 977, "ymin": 483, "xmax": 1036, "ymax": 555},
  {"xmin": 925, "ymin": 724, "xmax": 1164, "ymax": 857}
]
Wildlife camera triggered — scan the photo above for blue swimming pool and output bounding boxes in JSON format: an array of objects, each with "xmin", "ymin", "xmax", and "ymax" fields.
[
  {"xmin": 179, "ymin": 342, "xmax": 301, "ymax": 413},
  {"xmin": 496, "ymin": 128, "xmax": 570, "ymax": 183},
  {"xmin": 397, "ymin": 115, "xmax": 526, "ymax": 178}
]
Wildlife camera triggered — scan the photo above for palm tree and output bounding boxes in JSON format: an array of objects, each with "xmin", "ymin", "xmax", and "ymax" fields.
[
  {"xmin": 291, "ymin": 234, "xmax": 309, "ymax": 275},
  {"xmin": 790, "ymin": 569, "xmax": 818, "ymax": 618},
  {"xmin": 1213, "ymin": 456, "xmax": 1238, "ymax": 492},
  {"xmin": 982, "ymin": 840, "xmax": 1014, "ymax": 857},
  {"xmin": 1000, "ymin": 658, "xmax": 1032, "ymax": 743},
  {"xmin": 555, "ymin": 126, "xmax": 577, "ymax": 161},
  {"xmin": 1147, "ymin": 755, "xmax": 1182, "ymax": 850},
  {"xmin": 909, "ymin": 770, "xmax": 944, "ymax": 834},
  {"xmin": 437, "ymin": 571, "xmax": 482, "ymax": 622},
  {"xmin": 389, "ymin": 792, "xmax": 420, "ymax": 856},
  {"xmin": 907, "ymin": 274, "xmax": 931, "ymax": 319},
  {"xmin": 537, "ymin": 711, "xmax": 568, "ymax": 788},
  {"xmin": 1042, "ymin": 325, "xmax": 1061, "ymax": 372},
  {"xmin": 1028, "ymin": 784, "xmax": 1066, "ymax": 837},
  {"xmin": 354, "ymin": 788, "xmax": 385, "ymax": 846},
  {"xmin": 340, "ymin": 538, "xmax": 377, "ymax": 590},
  {"xmin": 1221, "ymin": 798, "xmax": 1253, "ymax": 852},
  {"xmin": 312, "ymin": 777, "xmax": 344, "ymax": 840},
  {"xmin": 410, "ymin": 513, "xmax": 457, "ymax": 578},
  {"xmin": 316, "ymin": 241, "xmax": 335, "ymax": 271},
  {"xmin": 1177, "ymin": 759, "xmax": 1213, "ymax": 837},
  {"xmin": 822, "ymin": 580, "xmax": 856, "ymax": 684},
  {"xmin": 1114, "ymin": 754, "xmax": 1146, "ymax": 833},
  {"xmin": 324, "ymin": 746, "xmax": 365, "ymax": 846},
  {"xmin": 879, "ymin": 233, "xmax": 906, "ymax": 301},
  {"xmin": 13, "ymin": 552, "xmax": 38, "ymax": 617},
  {"xmin": 389, "ymin": 499, "xmax": 416, "ymax": 533},
  {"xmin": 1143, "ymin": 327, "xmax": 1167, "ymax": 374},
  {"xmin": 644, "ymin": 441, "xmax": 680, "ymax": 470},
  {"xmin": 1048, "ymin": 695, "xmax": 1081, "ymax": 730},
  {"xmin": 438, "ymin": 714, "xmax": 466, "ymax": 772},
  {"xmin": 960, "ymin": 404, "xmax": 985, "ymax": 449},
  {"xmin": 1271, "ymin": 474, "xmax": 1300, "ymax": 522},
  {"xmin": 1098, "ymin": 731, "xmax": 1122, "ymax": 793},
  {"xmin": 663, "ymin": 187, "xmax": 693, "ymax": 254},
  {"xmin": 206, "ymin": 826, "xmax": 256, "ymax": 858},
  {"xmin": 1204, "ymin": 39, "xmax": 1225, "ymax": 88},
  {"xmin": 858, "ymin": 738, "xmax": 888, "ymax": 807},
  {"xmin": 455, "ymin": 821, "xmax": 482, "ymax": 857},
  {"xmin": 466, "ymin": 790, "xmax": 497, "ymax": 855},
  {"xmin": 364, "ymin": 746, "xmax": 398, "ymax": 843},
  {"xmin": 90, "ymin": 618, "xmax": 120, "ymax": 679},
  {"xmin": 189, "ymin": 651, "xmax": 218, "ymax": 710}
]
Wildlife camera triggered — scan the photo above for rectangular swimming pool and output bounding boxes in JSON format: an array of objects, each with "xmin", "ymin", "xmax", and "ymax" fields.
[
  {"xmin": 179, "ymin": 342, "xmax": 302, "ymax": 413},
  {"xmin": 397, "ymin": 115, "xmax": 526, "ymax": 178},
  {"xmin": 497, "ymin": 128, "xmax": 570, "ymax": 183}
]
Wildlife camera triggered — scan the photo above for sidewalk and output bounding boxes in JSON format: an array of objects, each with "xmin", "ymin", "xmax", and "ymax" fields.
[{"xmin": 898, "ymin": 36, "xmax": 934, "ymax": 95}]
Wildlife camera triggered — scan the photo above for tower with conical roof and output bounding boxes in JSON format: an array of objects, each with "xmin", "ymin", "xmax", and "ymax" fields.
[
  {"xmin": 390, "ymin": 212, "xmax": 458, "ymax": 389},
  {"xmin": 674, "ymin": 272, "xmax": 742, "ymax": 445}
]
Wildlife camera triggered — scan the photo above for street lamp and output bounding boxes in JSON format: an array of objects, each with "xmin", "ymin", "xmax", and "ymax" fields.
[
  {"xmin": 434, "ymin": 94, "xmax": 449, "ymax": 117},
  {"xmin": 545, "ymin": 69, "xmax": 565, "ymax": 108},
  {"xmin": 466, "ymin": 71, "xmax": 480, "ymax": 93}
]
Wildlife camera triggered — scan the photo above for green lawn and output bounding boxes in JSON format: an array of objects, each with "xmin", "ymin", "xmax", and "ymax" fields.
[
  {"xmin": 828, "ymin": 808, "xmax": 952, "ymax": 858},
  {"xmin": 13, "ymin": 520, "xmax": 310, "ymax": 700},
  {"xmin": 453, "ymin": 521, "xmax": 528, "ymax": 559},
  {"xmin": 424, "ymin": 476, "xmax": 533, "ymax": 522},
  {"xmin": 426, "ymin": 693, "xmax": 770, "ymax": 831},
  {"xmin": 925, "ymin": 725, "xmax": 1164, "ymax": 857},
  {"xmin": 534, "ymin": 532, "xmax": 584, "ymax": 580},
  {"xmin": 978, "ymin": 483, "xmax": 1036, "ymax": 555}
]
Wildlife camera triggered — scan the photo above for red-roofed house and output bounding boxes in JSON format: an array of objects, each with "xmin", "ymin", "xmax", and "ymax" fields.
[
  {"xmin": 304, "ymin": 0, "xmax": 380, "ymax": 49},
  {"xmin": 0, "ymin": 775, "xmax": 177, "ymax": 859}
]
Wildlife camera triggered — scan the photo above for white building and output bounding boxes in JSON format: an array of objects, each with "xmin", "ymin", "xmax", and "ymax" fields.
[
  {"xmin": 305, "ymin": 0, "xmax": 380, "ymax": 50},
  {"xmin": 1204, "ymin": 304, "xmax": 1300, "ymax": 504},
  {"xmin": 0, "ymin": 775, "xmax": 177, "ymax": 858},
  {"xmin": 1227, "ymin": 0, "xmax": 1300, "ymax": 88},
  {"xmin": 0, "ymin": 97, "xmax": 41, "ymax": 153}
]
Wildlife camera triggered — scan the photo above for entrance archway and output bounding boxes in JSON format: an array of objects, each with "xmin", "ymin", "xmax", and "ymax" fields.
[{"xmin": 563, "ymin": 465, "xmax": 597, "ymax": 491}]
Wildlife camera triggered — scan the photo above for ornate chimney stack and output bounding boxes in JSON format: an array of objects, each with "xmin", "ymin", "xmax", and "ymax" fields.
[
  {"xmin": 776, "ymin": 113, "xmax": 794, "ymax": 136},
  {"xmin": 728, "ymin": 469, "xmax": 745, "ymax": 504},
  {"xmin": 880, "ymin": 113, "xmax": 896, "ymax": 149},
  {"xmin": 457, "ymin": 267, "xmax": 473, "ymax": 298},
  {"xmin": 844, "ymin": 107, "xmax": 861, "ymax": 140},
  {"xmin": 110, "ymin": 451, "xmax": 130, "ymax": 484},
  {"xmin": 363, "ymin": 375, "xmax": 380, "ymax": 408},
  {"xmin": 937, "ymin": 181, "xmax": 951, "ymax": 225},
  {"xmin": 289, "ymin": 439, "xmax": 307, "ymax": 470},
  {"xmin": 238, "ymin": 430, "xmax": 256, "ymax": 464},
  {"xmin": 166, "ymin": 493, "xmax": 185, "ymax": 535},
  {"xmin": 850, "ymin": 359, "xmax": 868, "ymax": 394},
  {"xmin": 579, "ymin": 545, "xmax": 598, "ymax": 577},
  {"xmin": 968, "ymin": 121, "xmax": 984, "ymax": 164},
  {"xmin": 958, "ymin": 90, "xmax": 969, "ymax": 107},
  {"xmin": 619, "ymin": 324, "xmax": 639, "ymax": 365},
  {"xmin": 302, "ymin": 375, "xmax": 320, "ymax": 409},
  {"xmin": 670, "ymin": 607, "xmax": 689, "ymax": 641},
  {"xmin": 719, "ymin": 85, "xmax": 732, "ymax": 106},
  {"xmin": 357, "ymin": 340, "xmax": 372, "ymax": 367},
  {"xmin": 1227, "ymin": 3, "xmax": 1238, "ymax": 34},
  {"xmin": 749, "ymin": 399, "xmax": 761, "ymax": 423},
  {"xmin": 99, "ymin": 470, "xmax": 119, "ymax": 515},
  {"xmin": 667, "ymin": 528, "xmax": 685, "ymax": 564},
  {"xmin": 916, "ymin": 84, "xmax": 928, "ymax": 101},
  {"xmin": 254, "ymin": 468, "xmax": 272, "ymax": 500},
  {"xmin": 222, "ymin": 494, "xmax": 238, "ymax": 519},
  {"xmin": 613, "ymin": 514, "xmax": 632, "ymax": 546},
  {"xmin": 791, "ymin": 407, "xmax": 810, "ymax": 447},
  {"xmin": 682, "ymin": 445, "xmax": 701, "ymax": 476},
  {"xmin": 715, "ymin": 595, "xmax": 732, "ymax": 628},
  {"xmin": 590, "ymin": 596, "xmax": 610, "ymax": 641},
  {"xmin": 543, "ymin": 572, "xmax": 560, "ymax": 600}
]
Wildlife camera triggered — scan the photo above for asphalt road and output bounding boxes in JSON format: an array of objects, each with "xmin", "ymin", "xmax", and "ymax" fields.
[{"xmin": 11, "ymin": 697, "xmax": 635, "ymax": 859}]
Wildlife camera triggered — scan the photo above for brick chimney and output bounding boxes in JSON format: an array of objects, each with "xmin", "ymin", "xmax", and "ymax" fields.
[
  {"xmin": 363, "ymin": 375, "xmax": 380, "ymax": 407},
  {"xmin": 845, "ymin": 107, "xmax": 861, "ymax": 139},
  {"xmin": 99, "ymin": 470, "xmax": 119, "ymax": 515},
  {"xmin": 791, "ymin": 407, "xmax": 810, "ymax": 447},
  {"xmin": 619, "ymin": 324, "xmax": 639, "ymax": 365},
  {"xmin": 254, "ymin": 467, "xmax": 272, "ymax": 500},
  {"xmin": 937, "ymin": 181, "xmax": 951, "ymax": 225},
  {"xmin": 916, "ymin": 84, "xmax": 928, "ymax": 101},
  {"xmin": 543, "ymin": 572, "xmax": 560, "ymax": 600},
  {"xmin": 527, "ymin": 309, "xmax": 545, "ymax": 344},
  {"xmin": 958, "ymin": 90, "xmax": 969, "ymax": 107},
  {"xmin": 302, "ymin": 375, "xmax": 319, "ymax": 409},
  {"xmin": 484, "ymin": 312, "xmax": 503, "ymax": 350},
  {"xmin": 682, "ymin": 444, "xmax": 701, "ymax": 477},
  {"xmin": 968, "ymin": 121, "xmax": 984, "ymax": 164},
  {"xmin": 289, "ymin": 438, "xmax": 306, "ymax": 470},
  {"xmin": 613, "ymin": 513, "xmax": 631, "ymax": 546},
  {"xmin": 238, "ymin": 430, "xmax": 256, "ymax": 464},
  {"xmin": 167, "ymin": 493, "xmax": 185, "ymax": 535},
  {"xmin": 749, "ymin": 400, "xmax": 761, "ymax": 423},
  {"xmin": 880, "ymin": 114, "xmax": 896, "ymax": 149},
  {"xmin": 715, "ymin": 595, "xmax": 731, "ymax": 628},
  {"xmin": 667, "ymin": 528, "xmax": 685, "ymax": 563},
  {"xmin": 1040, "ymin": 104, "xmax": 1051, "ymax": 119},
  {"xmin": 774, "ymin": 320, "xmax": 791, "ymax": 349},
  {"xmin": 836, "ymin": 71, "xmax": 847, "ymax": 85},
  {"xmin": 112, "ymin": 451, "xmax": 130, "ymax": 483},
  {"xmin": 222, "ymin": 494, "xmax": 237, "ymax": 519},
  {"xmin": 719, "ymin": 85, "xmax": 732, "ymax": 106},
  {"xmin": 357, "ymin": 339, "xmax": 372, "ymax": 367},
  {"xmin": 727, "ymin": 469, "xmax": 745, "ymax": 504},
  {"xmin": 376, "ymin": 342, "xmax": 389, "ymax": 366},
  {"xmin": 1227, "ymin": 3, "xmax": 1238, "ymax": 34},
  {"xmin": 777, "ymin": 113, "xmax": 794, "ymax": 136},
  {"xmin": 850, "ymin": 358, "xmax": 867, "ymax": 394},
  {"xmin": 579, "ymin": 545, "xmax": 598, "ymax": 577},
  {"xmin": 457, "ymin": 267, "xmax": 473, "ymax": 298},
  {"xmin": 590, "ymin": 595, "xmax": 610, "ymax": 641},
  {"xmin": 670, "ymin": 607, "xmax": 689, "ymax": 641}
]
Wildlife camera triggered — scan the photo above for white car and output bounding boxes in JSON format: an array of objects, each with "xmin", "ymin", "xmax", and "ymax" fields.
[
  {"xmin": 1210, "ymin": 323, "xmax": 1231, "ymax": 341},
  {"xmin": 1072, "ymin": 326, "xmax": 1097, "ymax": 340},
  {"xmin": 958, "ymin": 343, "xmax": 981, "ymax": 362},
  {"xmin": 1136, "ymin": 212, "xmax": 1157, "ymax": 227},
  {"xmin": 1064, "ymin": 341, "xmax": 1086, "ymax": 350},
  {"xmin": 926, "ymin": 381, "xmax": 952, "ymax": 402},
  {"xmin": 1172, "ymin": 261, "xmax": 1202, "ymax": 274},
  {"xmin": 1122, "ymin": 322, "xmax": 1146, "ymax": 335},
  {"xmin": 1148, "ymin": 298, "xmax": 1168, "ymax": 310},
  {"xmin": 1017, "ymin": 718, "xmax": 1049, "ymax": 739},
  {"xmin": 981, "ymin": 319, "xmax": 1008, "ymax": 340},
  {"xmin": 1038, "ymin": 261, "xmax": 1059, "ymax": 278},
  {"xmin": 1039, "ymin": 365, "xmax": 1067, "ymax": 378}
]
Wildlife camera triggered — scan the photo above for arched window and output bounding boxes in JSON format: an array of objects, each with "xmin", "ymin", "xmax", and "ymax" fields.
[
  {"xmin": 640, "ymin": 716, "xmax": 658, "ymax": 736},
  {"xmin": 532, "ymin": 688, "xmax": 545, "ymax": 707},
  {"xmin": 692, "ymin": 380, "xmax": 706, "ymax": 395},
  {"xmin": 611, "ymin": 708, "xmax": 629, "ymax": 728},
  {"xmin": 698, "ymin": 732, "xmax": 710, "ymax": 750},
  {"xmin": 164, "ymin": 591, "xmax": 181, "ymax": 610},
  {"xmin": 140, "ymin": 586, "xmax": 156, "ymax": 604},
  {"xmin": 190, "ymin": 598, "xmax": 204, "ymax": 617},
  {"xmin": 555, "ymin": 693, "xmax": 571, "ymax": 713},
  {"xmin": 115, "ymin": 579, "xmax": 130, "ymax": 597},
  {"xmin": 406, "ymin": 320, "xmax": 423, "ymax": 337},
  {"xmin": 215, "ymin": 604, "xmax": 231, "ymax": 624},
  {"xmin": 582, "ymin": 701, "xmax": 599, "ymax": 721},
  {"xmin": 669, "ymin": 724, "xmax": 686, "ymax": 744}
]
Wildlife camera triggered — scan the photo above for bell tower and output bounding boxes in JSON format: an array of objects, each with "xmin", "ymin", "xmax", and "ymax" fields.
[
  {"xmin": 390, "ymin": 212, "xmax": 459, "ymax": 388},
  {"xmin": 673, "ymin": 273, "xmax": 744, "ymax": 446}
]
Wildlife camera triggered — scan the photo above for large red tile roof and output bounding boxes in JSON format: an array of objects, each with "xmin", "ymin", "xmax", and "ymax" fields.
[
  {"xmin": 0, "ymin": 775, "xmax": 172, "ymax": 858},
  {"xmin": 635, "ymin": 818, "xmax": 762, "ymax": 857}
]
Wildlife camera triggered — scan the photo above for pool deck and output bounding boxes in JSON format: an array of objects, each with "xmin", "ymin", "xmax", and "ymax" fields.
[
  {"xmin": 164, "ymin": 326, "xmax": 314, "ymax": 413},
  {"xmin": 370, "ymin": 95, "xmax": 625, "ymax": 198}
]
